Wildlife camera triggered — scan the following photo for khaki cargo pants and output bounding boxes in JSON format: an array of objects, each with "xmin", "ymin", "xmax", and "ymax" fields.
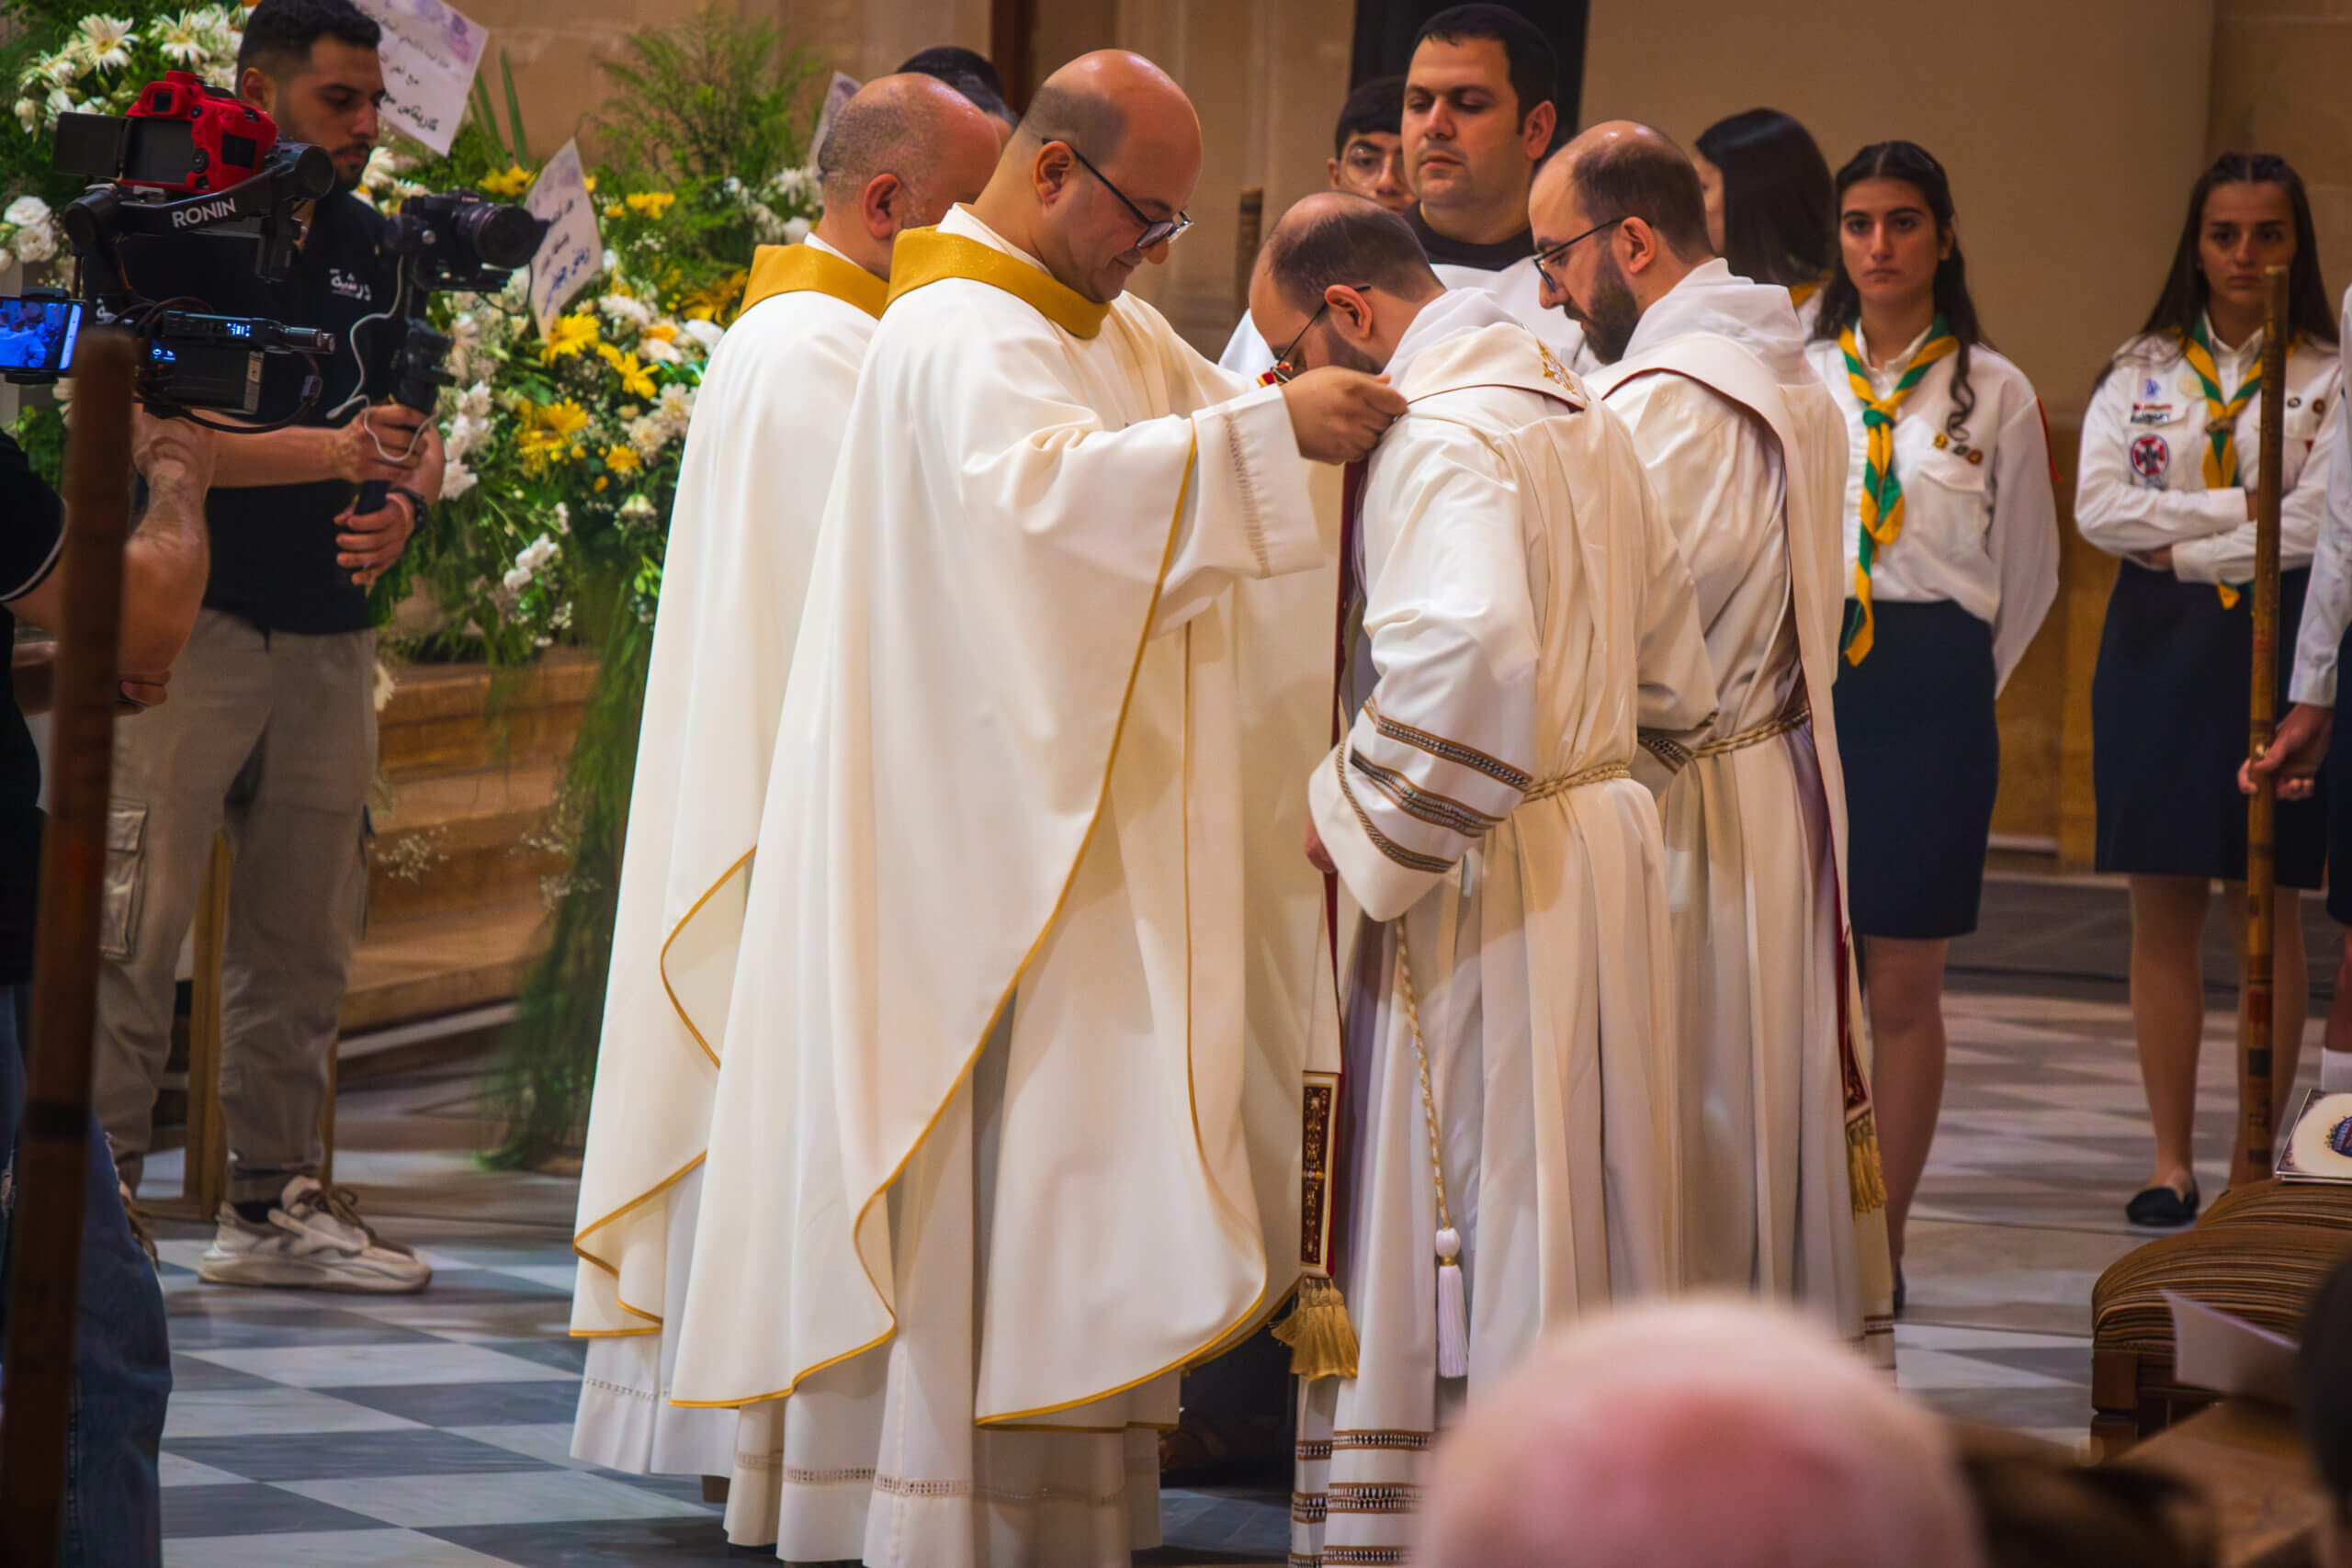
[{"xmin": 94, "ymin": 609, "xmax": 375, "ymax": 1205}]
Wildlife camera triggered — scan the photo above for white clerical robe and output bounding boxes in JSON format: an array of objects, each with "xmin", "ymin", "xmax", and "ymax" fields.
[
  {"xmin": 1292, "ymin": 292, "xmax": 1715, "ymax": 1568},
  {"xmin": 1219, "ymin": 255, "xmax": 1592, "ymax": 380},
  {"xmin": 1592, "ymin": 260, "xmax": 1894, "ymax": 1349},
  {"xmin": 671, "ymin": 205, "xmax": 1337, "ymax": 1567},
  {"xmin": 570, "ymin": 235, "xmax": 884, "ymax": 1476}
]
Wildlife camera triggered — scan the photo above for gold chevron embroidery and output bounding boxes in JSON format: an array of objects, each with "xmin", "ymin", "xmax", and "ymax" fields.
[{"xmin": 1361, "ymin": 696, "xmax": 1533, "ymax": 791}]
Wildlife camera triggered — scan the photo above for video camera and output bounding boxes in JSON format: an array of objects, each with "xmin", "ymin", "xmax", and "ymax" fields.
[
  {"xmin": 368, "ymin": 190, "xmax": 548, "ymax": 415},
  {"xmin": 0, "ymin": 70, "xmax": 341, "ymax": 419}
]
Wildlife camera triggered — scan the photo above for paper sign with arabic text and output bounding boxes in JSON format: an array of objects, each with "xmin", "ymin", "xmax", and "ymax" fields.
[
  {"xmin": 353, "ymin": 0, "xmax": 486, "ymax": 155},
  {"xmin": 526, "ymin": 141, "xmax": 602, "ymax": 336}
]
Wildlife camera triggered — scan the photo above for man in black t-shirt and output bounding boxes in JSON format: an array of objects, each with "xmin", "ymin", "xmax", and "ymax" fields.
[
  {"xmin": 96, "ymin": 0, "xmax": 440, "ymax": 1293},
  {"xmin": 2, "ymin": 413, "xmax": 213, "ymax": 1568}
]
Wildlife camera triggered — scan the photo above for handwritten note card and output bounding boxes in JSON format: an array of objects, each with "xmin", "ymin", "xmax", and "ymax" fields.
[
  {"xmin": 526, "ymin": 140, "xmax": 602, "ymax": 336},
  {"xmin": 354, "ymin": 0, "xmax": 487, "ymax": 155}
]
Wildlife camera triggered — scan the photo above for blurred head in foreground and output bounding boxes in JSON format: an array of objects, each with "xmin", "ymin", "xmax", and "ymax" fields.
[{"xmin": 1418, "ymin": 1299, "xmax": 1985, "ymax": 1568}]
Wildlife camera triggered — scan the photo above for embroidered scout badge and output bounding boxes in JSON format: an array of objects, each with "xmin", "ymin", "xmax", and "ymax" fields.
[{"xmin": 2131, "ymin": 433, "xmax": 2170, "ymax": 479}]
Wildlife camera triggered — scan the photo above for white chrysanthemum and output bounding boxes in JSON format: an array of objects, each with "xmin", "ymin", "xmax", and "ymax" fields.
[
  {"xmin": 681, "ymin": 320, "xmax": 722, "ymax": 353},
  {"xmin": 44, "ymin": 88, "xmax": 74, "ymax": 122},
  {"xmin": 199, "ymin": 60, "xmax": 234, "ymax": 91},
  {"xmin": 597, "ymin": 294, "xmax": 653, "ymax": 330},
  {"xmin": 13, "ymin": 220, "xmax": 55, "ymax": 265},
  {"xmin": 360, "ymin": 145, "xmax": 400, "ymax": 192},
  {"xmin": 441, "ymin": 457, "xmax": 478, "ymax": 500},
  {"xmin": 7, "ymin": 195, "xmax": 50, "ymax": 229},
  {"xmin": 75, "ymin": 16, "xmax": 134, "ymax": 73},
  {"xmin": 42, "ymin": 54, "xmax": 85, "ymax": 89},
  {"xmin": 769, "ymin": 164, "xmax": 820, "ymax": 207},
  {"xmin": 501, "ymin": 532, "xmax": 560, "ymax": 594},
  {"xmin": 151, "ymin": 12, "xmax": 209, "ymax": 66},
  {"xmin": 14, "ymin": 99, "xmax": 38, "ymax": 133},
  {"xmin": 442, "ymin": 412, "xmax": 479, "ymax": 460},
  {"xmin": 639, "ymin": 336, "xmax": 681, "ymax": 366},
  {"xmin": 458, "ymin": 379, "xmax": 492, "ymax": 422}
]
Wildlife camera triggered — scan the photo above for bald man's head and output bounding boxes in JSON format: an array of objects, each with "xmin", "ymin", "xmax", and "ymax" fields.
[
  {"xmin": 813, "ymin": 73, "xmax": 1001, "ymax": 275},
  {"xmin": 974, "ymin": 51, "xmax": 1201, "ymax": 304},
  {"xmin": 1547, "ymin": 120, "xmax": 1712, "ymax": 259},
  {"xmin": 1419, "ymin": 1302, "xmax": 1984, "ymax": 1568}
]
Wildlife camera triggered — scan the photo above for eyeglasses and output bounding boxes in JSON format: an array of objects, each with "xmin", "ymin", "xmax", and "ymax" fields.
[
  {"xmin": 1269, "ymin": 285, "xmax": 1373, "ymax": 384},
  {"xmin": 1063, "ymin": 142, "xmax": 1193, "ymax": 254},
  {"xmin": 1532, "ymin": 216, "xmax": 1624, "ymax": 288}
]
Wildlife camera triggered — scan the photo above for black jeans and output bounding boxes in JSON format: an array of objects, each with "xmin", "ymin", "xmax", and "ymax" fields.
[{"xmin": 0, "ymin": 981, "xmax": 172, "ymax": 1566}]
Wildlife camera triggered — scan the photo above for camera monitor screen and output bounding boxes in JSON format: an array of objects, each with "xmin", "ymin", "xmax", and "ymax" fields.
[{"xmin": 0, "ymin": 298, "xmax": 83, "ymax": 374}]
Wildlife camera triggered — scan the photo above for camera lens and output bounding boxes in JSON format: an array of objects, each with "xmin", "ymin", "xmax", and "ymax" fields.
[{"xmin": 464, "ymin": 203, "xmax": 545, "ymax": 271}]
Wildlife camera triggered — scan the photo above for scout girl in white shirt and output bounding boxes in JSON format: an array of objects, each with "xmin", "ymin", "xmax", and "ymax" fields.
[
  {"xmin": 2080, "ymin": 152, "xmax": 2343, "ymax": 1228},
  {"xmin": 1810, "ymin": 140, "xmax": 2059, "ymax": 1303}
]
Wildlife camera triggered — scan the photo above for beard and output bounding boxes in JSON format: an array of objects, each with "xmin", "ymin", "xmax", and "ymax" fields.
[
  {"xmin": 1319, "ymin": 332, "xmax": 1384, "ymax": 376},
  {"xmin": 1570, "ymin": 254, "xmax": 1643, "ymax": 365}
]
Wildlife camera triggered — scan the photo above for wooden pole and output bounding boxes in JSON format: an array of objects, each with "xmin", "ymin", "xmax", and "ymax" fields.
[
  {"xmin": 0, "ymin": 330, "xmax": 135, "ymax": 1566},
  {"xmin": 2235, "ymin": 267, "xmax": 2291, "ymax": 1190},
  {"xmin": 1235, "ymin": 186, "xmax": 1265, "ymax": 321}
]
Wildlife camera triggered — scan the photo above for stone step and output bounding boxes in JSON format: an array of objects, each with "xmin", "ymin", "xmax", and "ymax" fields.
[
  {"xmin": 341, "ymin": 897, "xmax": 548, "ymax": 1036},
  {"xmin": 368, "ymin": 761, "xmax": 564, "ymax": 923},
  {"xmin": 379, "ymin": 648, "xmax": 598, "ymax": 782}
]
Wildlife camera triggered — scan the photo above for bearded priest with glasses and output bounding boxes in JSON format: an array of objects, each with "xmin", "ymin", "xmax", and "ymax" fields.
[
  {"xmin": 1250, "ymin": 190, "xmax": 1715, "ymax": 1568},
  {"xmin": 664, "ymin": 49, "xmax": 1405, "ymax": 1568}
]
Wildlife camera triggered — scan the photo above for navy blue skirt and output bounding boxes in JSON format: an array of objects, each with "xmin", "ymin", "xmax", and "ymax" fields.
[
  {"xmin": 1831, "ymin": 599, "xmax": 2001, "ymax": 940},
  {"xmin": 2091, "ymin": 561, "xmax": 2327, "ymax": 887}
]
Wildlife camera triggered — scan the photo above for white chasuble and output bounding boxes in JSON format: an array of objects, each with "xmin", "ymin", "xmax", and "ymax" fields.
[
  {"xmin": 670, "ymin": 206, "xmax": 1337, "ymax": 1566},
  {"xmin": 570, "ymin": 237, "xmax": 883, "ymax": 1476},
  {"xmin": 1294, "ymin": 298, "xmax": 1714, "ymax": 1568},
  {"xmin": 1593, "ymin": 261, "xmax": 1894, "ymax": 1352}
]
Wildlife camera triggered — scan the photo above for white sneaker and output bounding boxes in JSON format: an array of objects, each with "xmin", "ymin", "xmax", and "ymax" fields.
[{"xmin": 196, "ymin": 1176, "xmax": 431, "ymax": 1293}]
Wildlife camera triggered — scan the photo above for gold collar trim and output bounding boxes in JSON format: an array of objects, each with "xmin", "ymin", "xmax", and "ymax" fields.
[
  {"xmin": 742, "ymin": 243, "xmax": 888, "ymax": 319},
  {"xmin": 885, "ymin": 225, "xmax": 1110, "ymax": 340}
]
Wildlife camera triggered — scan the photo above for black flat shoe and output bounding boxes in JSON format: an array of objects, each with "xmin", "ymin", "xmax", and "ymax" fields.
[
  {"xmin": 2124, "ymin": 1180, "xmax": 2200, "ymax": 1227},
  {"xmin": 1892, "ymin": 1264, "xmax": 1907, "ymax": 1316}
]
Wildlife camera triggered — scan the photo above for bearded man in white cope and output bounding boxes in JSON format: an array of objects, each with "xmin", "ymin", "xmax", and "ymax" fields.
[
  {"xmin": 566, "ymin": 74, "xmax": 1002, "ymax": 1481},
  {"xmin": 664, "ymin": 51, "xmax": 1405, "ymax": 1567},
  {"xmin": 1252, "ymin": 190, "xmax": 1716, "ymax": 1568},
  {"xmin": 1533, "ymin": 123, "xmax": 1896, "ymax": 1350}
]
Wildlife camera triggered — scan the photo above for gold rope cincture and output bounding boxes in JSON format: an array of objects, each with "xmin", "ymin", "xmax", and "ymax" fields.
[
  {"xmin": 2181, "ymin": 319, "xmax": 2288, "ymax": 610},
  {"xmin": 1375, "ymin": 761, "xmax": 1633, "ymax": 1382},
  {"xmin": 1391, "ymin": 919, "xmax": 1470, "ymax": 1381},
  {"xmin": 1838, "ymin": 319, "xmax": 1957, "ymax": 665}
]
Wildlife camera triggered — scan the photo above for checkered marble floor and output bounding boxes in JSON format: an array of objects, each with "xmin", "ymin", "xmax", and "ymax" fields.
[{"xmin": 132, "ymin": 874, "xmax": 2324, "ymax": 1564}]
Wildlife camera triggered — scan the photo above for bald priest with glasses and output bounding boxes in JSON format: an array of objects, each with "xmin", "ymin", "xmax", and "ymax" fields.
[{"xmin": 664, "ymin": 50, "xmax": 1405, "ymax": 1566}]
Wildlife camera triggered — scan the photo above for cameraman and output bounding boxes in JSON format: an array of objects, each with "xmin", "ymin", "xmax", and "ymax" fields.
[
  {"xmin": 1, "ymin": 412, "xmax": 214, "ymax": 1567},
  {"xmin": 98, "ymin": 0, "xmax": 439, "ymax": 1290}
]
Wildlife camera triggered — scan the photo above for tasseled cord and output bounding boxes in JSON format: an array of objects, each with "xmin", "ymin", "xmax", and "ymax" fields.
[
  {"xmin": 1434, "ymin": 1225, "xmax": 1468, "ymax": 1379},
  {"xmin": 1397, "ymin": 923, "xmax": 1470, "ymax": 1382},
  {"xmin": 1274, "ymin": 1276, "xmax": 1361, "ymax": 1382}
]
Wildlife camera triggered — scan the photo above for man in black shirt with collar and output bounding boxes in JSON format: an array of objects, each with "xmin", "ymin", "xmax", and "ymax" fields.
[
  {"xmin": 1399, "ymin": 4, "xmax": 1590, "ymax": 370},
  {"xmin": 96, "ymin": 0, "xmax": 440, "ymax": 1292},
  {"xmin": 2, "ymin": 412, "xmax": 213, "ymax": 1568}
]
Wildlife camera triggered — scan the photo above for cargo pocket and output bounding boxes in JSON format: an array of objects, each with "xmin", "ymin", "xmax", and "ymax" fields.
[{"xmin": 99, "ymin": 800, "xmax": 148, "ymax": 960}]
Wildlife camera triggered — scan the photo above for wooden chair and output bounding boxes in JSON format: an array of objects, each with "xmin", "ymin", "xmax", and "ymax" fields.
[{"xmin": 2089, "ymin": 1181, "xmax": 2352, "ymax": 1451}]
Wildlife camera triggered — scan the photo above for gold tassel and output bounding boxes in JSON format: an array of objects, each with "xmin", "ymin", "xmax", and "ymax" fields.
[
  {"xmin": 1272, "ymin": 1276, "xmax": 1360, "ymax": 1381},
  {"xmin": 1846, "ymin": 1111, "xmax": 1888, "ymax": 1215}
]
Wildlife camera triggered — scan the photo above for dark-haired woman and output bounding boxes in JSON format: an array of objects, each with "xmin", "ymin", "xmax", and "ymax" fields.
[
  {"xmin": 1808, "ymin": 141, "xmax": 2059, "ymax": 1303},
  {"xmin": 2081, "ymin": 152, "xmax": 2343, "ymax": 1227},
  {"xmin": 1697, "ymin": 107, "xmax": 1835, "ymax": 333}
]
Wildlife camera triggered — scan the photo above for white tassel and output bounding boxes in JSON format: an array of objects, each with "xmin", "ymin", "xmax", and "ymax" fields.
[{"xmin": 1435, "ymin": 1226, "xmax": 1468, "ymax": 1379}]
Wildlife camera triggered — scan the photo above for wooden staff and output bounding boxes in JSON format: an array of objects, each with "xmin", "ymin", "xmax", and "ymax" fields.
[
  {"xmin": 2235, "ymin": 266, "xmax": 2291, "ymax": 1190},
  {"xmin": 1236, "ymin": 186, "xmax": 1265, "ymax": 321},
  {"xmin": 0, "ymin": 330, "xmax": 135, "ymax": 1566}
]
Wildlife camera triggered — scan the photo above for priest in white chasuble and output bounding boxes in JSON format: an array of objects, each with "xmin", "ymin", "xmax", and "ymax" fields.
[
  {"xmin": 568, "ymin": 74, "xmax": 1003, "ymax": 1480},
  {"xmin": 666, "ymin": 52, "xmax": 1404, "ymax": 1567},
  {"xmin": 1537, "ymin": 124, "xmax": 1894, "ymax": 1350},
  {"xmin": 1248, "ymin": 192, "xmax": 1716, "ymax": 1568}
]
